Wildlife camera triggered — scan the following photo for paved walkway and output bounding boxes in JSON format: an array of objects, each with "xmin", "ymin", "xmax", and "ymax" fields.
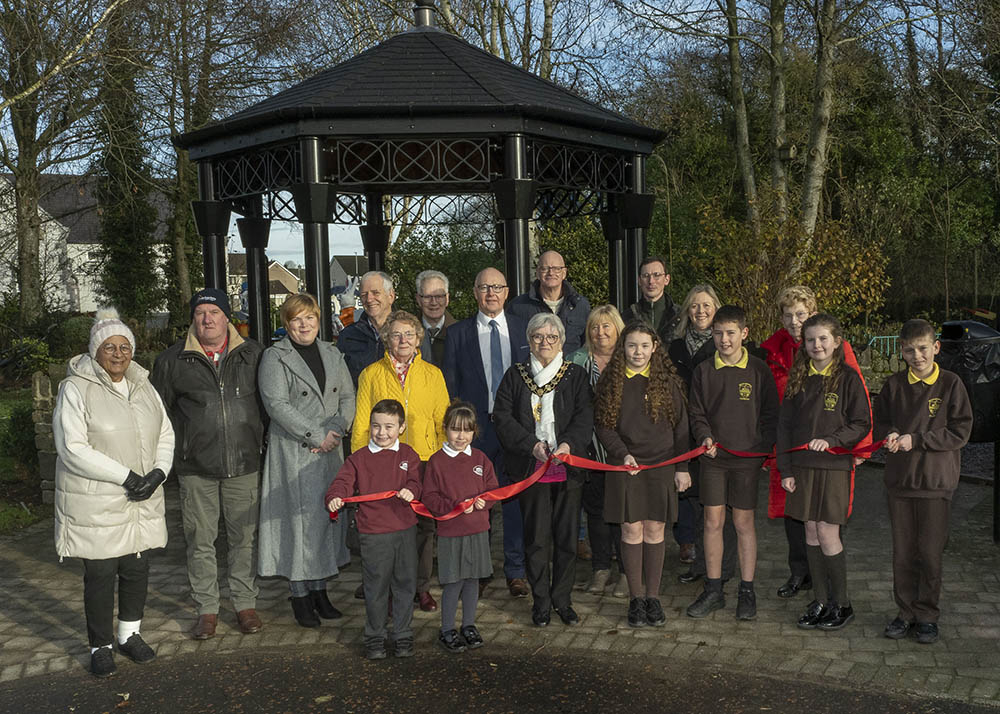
[{"xmin": 1, "ymin": 465, "xmax": 998, "ymax": 707}]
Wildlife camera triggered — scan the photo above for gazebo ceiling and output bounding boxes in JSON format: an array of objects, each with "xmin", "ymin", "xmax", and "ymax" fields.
[{"xmin": 175, "ymin": 26, "xmax": 664, "ymax": 159}]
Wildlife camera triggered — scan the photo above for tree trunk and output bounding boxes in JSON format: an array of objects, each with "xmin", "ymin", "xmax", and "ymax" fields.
[
  {"xmin": 539, "ymin": 0, "xmax": 554, "ymax": 79},
  {"xmin": 799, "ymin": 0, "xmax": 837, "ymax": 237},
  {"xmin": 725, "ymin": 0, "xmax": 760, "ymax": 237},
  {"xmin": 170, "ymin": 156, "xmax": 194, "ymax": 302},
  {"xmin": 14, "ymin": 171, "xmax": 43, "ymax": 324},
  {"xmin": 769, "ymin": 0, "xmax": 788, "ymax": 222}
]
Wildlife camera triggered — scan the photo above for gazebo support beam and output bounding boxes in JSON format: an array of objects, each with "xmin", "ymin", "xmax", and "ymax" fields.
[
  {"xmin": 361, "ymin": 193, "xmax": 390, "ymax": 273},
  {"xmin": 236, "ymin": 207, "xmax": 272, "ymax": 345},
  {"xmin": 498, "ymin": 134, "xmax": 533, "ymax": 294},
  {"xmin": 192, "ymin": 162, "xmax": 229, "ymax": 292},
  {"xmin": 295, "ymin": 136, "xmax": 334, "ymax": 340},
  {"xmin": 623, "ymin": 154, "xmax": 648, "ymax": 307},
  {"xmin": 600, "ymin": 198, "xmax": 626, "ymax": 313}
]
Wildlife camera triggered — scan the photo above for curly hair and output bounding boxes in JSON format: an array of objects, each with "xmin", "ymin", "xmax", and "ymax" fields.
[
  {"xmin": 784, "ymin": 313, "xmax": 846, "ymax": 399},
  {"xmin": 594, "ymin": 321, "xmax": 684, "ymax": 429}
]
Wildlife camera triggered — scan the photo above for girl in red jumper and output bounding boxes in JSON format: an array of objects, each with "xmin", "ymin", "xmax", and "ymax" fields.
[{"xmin": 422, "ymin": 401, "xmax": 499, "ymax": 653}]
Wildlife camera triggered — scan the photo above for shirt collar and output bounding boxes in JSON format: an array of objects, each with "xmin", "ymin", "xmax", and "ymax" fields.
[
  {"xmin": 442, "ymin": 442, "xmax": 472, "ymax": 457},
  {"xmin": 477, "ymin": 311, "xmax": 506, "ymax": 328},
  {"xmin": 714, "ymin": 347, "xmax": 748, "ymax": 369},
  {"xmin": 625, "ymin": 364, "xmax": 651, "ymax": 379},
  {"xmin": 908, "ymin": 362, "xmax": 940, "ymax": 385},
  {"xmin": 368, "ymin": 439, "xmax": 400, "ymax": 453},
  {"xmin": 423, "ymin": 315, "xmax": 445, "ymax": 329},
  {"xmin": 808, "ymin": 360, "xmax": 833, "ymax": 377}
]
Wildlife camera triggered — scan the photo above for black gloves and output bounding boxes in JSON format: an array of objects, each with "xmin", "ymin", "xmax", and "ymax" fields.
[
  {"xmin": 123, "ymin": 469, "xmax": 166, "ymax": 501},
  {"xmin": 122, "ymin": 471, "xmax": 145, "ymax": 500}
]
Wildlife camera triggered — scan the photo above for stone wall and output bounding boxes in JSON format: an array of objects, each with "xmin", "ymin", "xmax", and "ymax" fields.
[{"xmin": 32, "ymin": 366, "xmax": 62, "ymax": 505}]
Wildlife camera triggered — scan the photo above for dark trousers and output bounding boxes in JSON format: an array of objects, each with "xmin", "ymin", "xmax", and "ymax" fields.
[
  {"xmin": 691, "ymin": 505, "xmax": 738, "ymax": 579},
  {"xmin": 582, "ymin": 472, "xmax": 620, "ymax": 571},
  {"xmin": 415, "ymin": 515, "xmax": 436, "ymax": 593},
  {"xmin": 673, "ymin": 493, "xmax": 700, "ymax": 545},
  {"xmin": 785, "ymin": 516, "xmax": 810, "ymax": 578},
  {"xmin": 359, "ymin": 526, "xmax": 417, "ymax": 642},
  {"xmin": 888, "ymin": 495, "xmax": 951, "ymax": 623},
  {"xmin": 82, "ymin": 552, "xmax": 151, "ymax": 647},
  {"xmin": 519, "ymin": 481, "xmax": 581, "ymax": 611}
]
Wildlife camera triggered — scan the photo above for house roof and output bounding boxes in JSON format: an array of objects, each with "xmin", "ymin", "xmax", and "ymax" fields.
[
  {"xmin": 175, "ymin": 26, "xmax": 665, "ymax": 152},
  {"xmin": 332, "ymin": 255, "xmax": 369, "ymax": 275},
  {"xmin": 269, "ymin": 279, "xmax": 293, "ymax": 295}
]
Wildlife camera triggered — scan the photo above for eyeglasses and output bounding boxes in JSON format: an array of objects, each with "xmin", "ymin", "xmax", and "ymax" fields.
[
  {"xmin": 640, "ymin": 271, "xmax": 666, "ymax": 280},
  {"xmin": 389, "ymin": 331, "xmax": 417, "ymax": 342},
  {"xmin": 476, "ymin": 284, "xmax": 508, "ymax": 294},
  {"xmin": 785, "ymin": 311, "xmax": 811, "ymax": 322},
  {"xmin": 530, "ymin": 334, "xmax": 561, "ymax": 345},
  {"xmin": 100, "ymin": 343, "xmax": 133, "ymax": 356},
  {"xmin": 418, "ymin": 293, "xmax": 448, "ymax": 302},
  {"xmin": 539, "ymin": 266, "xmax": 566, "ymax": 274}
]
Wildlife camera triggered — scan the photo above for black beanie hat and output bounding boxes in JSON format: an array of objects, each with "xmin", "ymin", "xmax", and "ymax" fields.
[{"xmin": 190, "ymin": 288, "xmax": 232, "ymax": 320}]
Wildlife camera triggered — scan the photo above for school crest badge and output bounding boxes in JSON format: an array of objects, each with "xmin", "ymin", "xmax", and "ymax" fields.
[
  {"xmin": 473, "ymin": 465, "xmax": 484, "ymax": 476},
  {"xmin": 823, "ymin": 392, "xmax": 839, "ymax": 411},
  {"xmin": 399, "ymin": 461, "xmax": 409, "ymax": 471},
  {"xmin": 928, "ymin": 398, "xmax": 942, "ymax": 418},
  {"xmin": 738, "ymin": 383, "xmax": 752, "ymax": 401}
]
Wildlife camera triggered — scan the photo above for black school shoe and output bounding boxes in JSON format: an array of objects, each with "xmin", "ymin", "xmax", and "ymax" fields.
[
  {"xmin": 438, "ymin": 629, "xmax": 467, "ymax": 653},
  {"xmin": 627, "ymin": 597, "xmax": 647, "ymax": 628},
  {"xmin": 796, "ymin": 600, "xmax": 828, "ymax": 629},
  {"xmin": 884, "ymin": 617, "xmax": 913, "ymax": 640},
  {"xmin": 777, "ymin": 574, "xmax": 812, "ymax": 599},
  {"xmin": 915, "ymin": 622, "xmax": 939, "ymax": 644},
  {"xmin": 736, "ymin": 586, "xmax": 757, "ymax": 621},
  {"xmin": 816, "ymin": 604, "xmax": 854, "ymax": 631},
  {"xmin": 531, "ymin": 606, "xmax": 551, "ymax": 627},
  {"xmin": 645, "ymin": 598, "xmax": 666, "ymax": 626},
  {"xmin": 394, "ymin": 637, "xmax": 414, "ymax": 658},
  {"xmin": 678, "ymin": 569, "xmax": 702, "ymax": 584},
  {"xmin": 554, "ymin": 605, "xmax": 580, "ymax": 626},
  {"xmin": 118, "ymin": 633, "xmax": 156, "ymax": 664},
  {"xmin": 686, "ymin": 589, "xmax": 725, "ymax": 619},
  {"xmin": 460, "ymin": 625, "xmax": 484, "ymax": 649},
  {"xmin": 90, "ymin": 647, "xmax": 116, "ymax": 678}
]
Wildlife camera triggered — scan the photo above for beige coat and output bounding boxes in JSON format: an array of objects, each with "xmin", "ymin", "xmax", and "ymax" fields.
[{"xmin": 53, "ymin": 354, "xmax": 174, "ymax": 560}]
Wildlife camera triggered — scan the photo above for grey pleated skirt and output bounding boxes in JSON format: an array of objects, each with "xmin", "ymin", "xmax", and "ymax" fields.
[{"xmin": 437, "ymin": 531, "xmax": 493, "ymax": 585}]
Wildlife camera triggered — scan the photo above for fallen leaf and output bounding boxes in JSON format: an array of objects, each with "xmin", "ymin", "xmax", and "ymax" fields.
[{"xmin": 315, "ymin": 695, "xmax": 334, "ymax": 704}]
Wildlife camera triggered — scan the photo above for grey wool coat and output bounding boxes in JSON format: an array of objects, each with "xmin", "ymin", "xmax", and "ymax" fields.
[{"xmin": 257, "ymin": 337, "xmax": 355, "ymax": 581}]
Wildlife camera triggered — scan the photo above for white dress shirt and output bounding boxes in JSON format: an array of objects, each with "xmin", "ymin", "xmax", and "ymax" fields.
[{"xmin": 476, "ymin": 310, "xmax": 512, "ymax": 412}]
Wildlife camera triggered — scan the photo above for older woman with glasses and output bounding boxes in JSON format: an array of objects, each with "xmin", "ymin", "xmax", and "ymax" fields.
[
  {"xmin": 352, "ymin": 309, "xmax": 450, "ymax": 612},
  {"xmin": 494, "ymin": 313, "xmax": 593, "ymax": 627}
]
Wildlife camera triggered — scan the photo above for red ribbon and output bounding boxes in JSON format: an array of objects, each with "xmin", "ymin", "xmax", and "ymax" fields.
[{"xmin": 328, "ymin": 439, "xmax": 885, "ymax": 522}]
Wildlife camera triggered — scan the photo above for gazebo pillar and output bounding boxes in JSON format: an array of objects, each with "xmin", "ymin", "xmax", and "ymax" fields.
[
  {"xmin": 192, "ymin": 161, "xmax": 229, "ymax": 292},
  {"xmin": 600, "ymin": 196, "xmax": 626, "ymax": 313},
  {"xmin": 495, "ymin": 133, "xmax": 535, "ymax": 295},
  {"xmin": 623, "ymin": 154, "xmax": 648, "ymax": 307},
  {"xmin": 293, "ymin": 136, "xmax": 334, "ymax": 340},
  {"xmin": 361, "ymin": 193, "xmax": 390, "ymax": 273},
  {"xmin": 236, "ymin": 210, "xmax": 272, "ymax": 345}
]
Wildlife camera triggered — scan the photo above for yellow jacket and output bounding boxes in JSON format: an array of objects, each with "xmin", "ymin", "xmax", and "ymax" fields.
[{"xmin": 351, "ymin": 352, "xmax": 450, "ymax": 461}]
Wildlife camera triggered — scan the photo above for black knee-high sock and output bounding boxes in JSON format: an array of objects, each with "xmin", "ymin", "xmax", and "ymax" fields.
[
  {"xmin": 825, "ymin": 551, "xmax": 849, "ymax": 606},
  {"xmin": 805, "ymin": 545, "xmax": 829, "ymax": 602},
  {"xmin": 620, "ymin": 541, "xmax": 643, "ymax": 599},
  {"xmin": 460, "ymin": 578, "xmax": 480, "ymax": 628},
  {"xmin": 642, "ymin": 541, "xmax": 666, "ymax": 598},
  {"xmin": 441, "ymin": 581, "xmax": 462, "ymax": 632}
]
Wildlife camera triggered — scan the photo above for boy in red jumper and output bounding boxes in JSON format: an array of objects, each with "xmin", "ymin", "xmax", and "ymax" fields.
[
  {"xmin": 874, "ymin": 319, "xmax": 972, "ymax": 644},
  {"xmin": 327, "ymin": 399, "xmax": 422, "ymax": 660}
]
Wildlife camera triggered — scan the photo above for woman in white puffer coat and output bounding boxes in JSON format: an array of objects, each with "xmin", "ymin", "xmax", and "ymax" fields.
[{"xmin": 52, "ymin": 309, "xmax": 174, "ymax": 678}]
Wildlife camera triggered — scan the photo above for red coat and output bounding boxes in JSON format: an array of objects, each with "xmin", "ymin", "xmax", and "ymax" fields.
[{"xmin": 762, "ymin": 328, "xmax": 873, "ymax": 518}]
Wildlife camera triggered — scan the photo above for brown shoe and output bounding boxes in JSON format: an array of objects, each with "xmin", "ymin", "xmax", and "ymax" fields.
[
  {"xmin": 507, "ymin": 578, "xmax": 530, "ymax": 598},
  {"xmin": 678, "ymin": 543, "xmax": 696, "ymax": 565},
  {"xmin": 416, "ymin": 591, "xmax": 438, "ymax": 612},
  {"xmin": 192, "ymin": 614, "xmax": 217, "ymax": 640},
  {"xmin": 577, "ymin": 540, "xmax": 592, "ymax": 561},
  {"xmin": 236, "ymin": 609, "xmax": 263, "ymax": 634}
]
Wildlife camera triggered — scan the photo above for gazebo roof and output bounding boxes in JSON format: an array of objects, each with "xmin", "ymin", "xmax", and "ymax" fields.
[{"xmin": 176, "ymin": 26, "xmax": 664, "ymax": 156}]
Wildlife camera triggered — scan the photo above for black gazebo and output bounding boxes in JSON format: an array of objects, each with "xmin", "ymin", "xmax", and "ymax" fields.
[{"xmin": 174, "ymin": 0, "xmax": 665, "ymax": 342}]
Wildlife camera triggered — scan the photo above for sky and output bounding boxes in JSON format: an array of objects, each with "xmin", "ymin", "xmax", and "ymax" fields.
[{"xmin": 225, "ymin": 218, "xmax": 365, "ymax": 267}]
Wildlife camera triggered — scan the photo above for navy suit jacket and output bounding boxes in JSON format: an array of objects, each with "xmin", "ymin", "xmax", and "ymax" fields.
[{"xmin": 442, "ymin": 311, "xmax": 530, "ymax": 465}]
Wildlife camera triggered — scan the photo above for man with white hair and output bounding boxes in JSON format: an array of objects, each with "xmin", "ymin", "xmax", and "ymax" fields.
[
  {"xmin": 338, "ymin": 270, "xmax": 396, "ymax": 385},
  {"xmin": 414, "ymin": 269, "xmax": 455, "ymax": 367}
]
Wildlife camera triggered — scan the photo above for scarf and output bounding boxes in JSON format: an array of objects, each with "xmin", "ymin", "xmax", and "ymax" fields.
[
  {"xmin": 523, "ymin": 353, "xmax": 566, "ymax": 450},
  {"xmin": 684, "ymin": 325, "xmax": 713, "ymax": 359},
  {"xmin": 389, "ymin": 352, "xmax": 415, "ymax": 388}
]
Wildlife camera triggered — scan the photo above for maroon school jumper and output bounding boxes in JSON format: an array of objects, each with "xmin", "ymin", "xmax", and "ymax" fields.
[
  {"xmin": 421, "ymin": 447, "xmax": 499, "ymax": 537},
  {"xmin": 325, "ymin": 443, "xmax": 422, "ymax": 534}
]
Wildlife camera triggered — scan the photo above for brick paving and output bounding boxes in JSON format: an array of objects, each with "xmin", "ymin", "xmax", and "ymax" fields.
[{"xmin": 1, "ymin": 464, "xmax": 998, "ymax": 706}]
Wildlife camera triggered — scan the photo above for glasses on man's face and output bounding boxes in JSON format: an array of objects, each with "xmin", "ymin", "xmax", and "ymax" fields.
[
  {"xmin": 640, "ymin": 271, "xmax": 666, "ymax": 280},
  {"xmin": 101, "ymin": 343, "xmax": 133, "ymax": 356},
  {"xmin": 476, "ymin": 284, "xmax": 507, "ymax": 294},
  {"xmin": 389, "ymin": 331, "xmax": 417, "ymax": 342},
  {"xmin": 418, "ymin": 293, "xmax": 447, "ymax": 302},
  {"xmin": 530, "ymin": 333, "xmax": 560, "ymax": 345},
  {"xmin": 539, "ymin": 266, "xmax": 566, "ymax": 275}
]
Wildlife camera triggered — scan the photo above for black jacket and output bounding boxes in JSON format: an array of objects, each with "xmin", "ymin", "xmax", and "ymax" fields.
[
  {"xmin": 150, "ymin": 326, "xmax": 265, "ymax": 479},
  {"xmin": 507, "ymin": 280, "xmax": 591, "ymax": 355},
  {"xmin": 493, "ymin": 361, "xmax": 594, "ymax": 482},
  {"xmin": 337, "ymin": 312, "xmax": 384, "ymax": 387},
  {"xmin": 624, "ymin": 294, "xmax": 680, "ymax": 345}
]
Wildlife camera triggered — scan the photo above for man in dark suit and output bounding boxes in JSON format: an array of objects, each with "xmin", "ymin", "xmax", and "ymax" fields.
[
  {"xmin": 442, "ymin": 267, "xmax": 531, "ymax": 597},
  {"xmin": 415, "ymin": 269, "xmax": 456, "ymax": 367}
]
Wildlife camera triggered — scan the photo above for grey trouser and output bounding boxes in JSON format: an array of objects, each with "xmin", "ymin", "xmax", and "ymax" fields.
[
  {"xmin": 359, "ymin": 525, "xmax": 417, "ymax": 642},
  {"xmin": 179, "ymin": 472, "xmax": 260, "ymax": 614}
]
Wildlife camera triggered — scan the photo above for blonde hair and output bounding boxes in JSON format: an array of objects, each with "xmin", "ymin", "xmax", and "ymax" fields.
[
  {"xmin": 280, "ymin": 293, "xmax": 321, "ymax": 329},
  {"xmin": 674, "ymin": 284, "xmax": 722, "ymax": 338},
  {"xmin": 583, "ymin": 305, "xmax": 625, "ymax": 354},
  {"xmin": 777, "ymin": 286, "xmax": 817, "ymax": 314}
]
